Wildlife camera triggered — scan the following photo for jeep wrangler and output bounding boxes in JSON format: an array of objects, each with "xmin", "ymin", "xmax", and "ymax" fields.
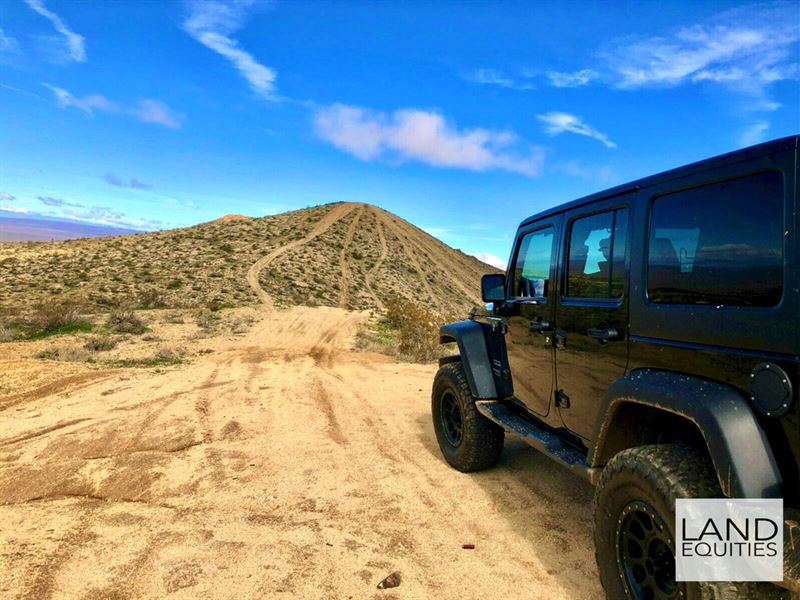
[{"xmin": 432, "ymin": 136, "xmax": 800, "ymax": 599}]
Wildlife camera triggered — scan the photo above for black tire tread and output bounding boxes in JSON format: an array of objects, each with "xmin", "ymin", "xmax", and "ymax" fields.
[
  {"xmin": 594, "ymin": 444, "xmax": 785, "ymax": 600},
  {"xmin": 432, "ymin": 362, "xmax": 504, "ymax": 472}
]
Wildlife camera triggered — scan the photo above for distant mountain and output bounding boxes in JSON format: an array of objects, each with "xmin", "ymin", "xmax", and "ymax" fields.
[
  {"xmin": 0, "ymin": 210, "xmax": 140, "ymax": 242},
  {"xmin": 0, "ymin": 202, "xmax": 499, "ymax": 316}
]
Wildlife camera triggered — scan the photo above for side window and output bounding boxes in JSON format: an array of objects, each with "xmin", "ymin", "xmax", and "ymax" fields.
[
  {"xmin": 566, "ymin": 208, "xmax": 628, "ymax": 299},
  {"xmin": 648, "ymin": 171, "xmax": 783, "ymax": 306},
  {"xmin": 512, "ymin": 227, "xmax": 554, "ymax": 298}
]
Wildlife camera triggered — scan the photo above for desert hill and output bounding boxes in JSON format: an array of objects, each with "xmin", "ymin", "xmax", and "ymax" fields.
[{"xmin": 0, "ymin": 202, "xmax": 498, "ymax": 317}]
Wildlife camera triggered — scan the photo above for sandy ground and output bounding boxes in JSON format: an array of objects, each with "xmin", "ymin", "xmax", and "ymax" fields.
[{"xmin": 0, "ymin": 305, "xmax": 602, "ymax": 599}]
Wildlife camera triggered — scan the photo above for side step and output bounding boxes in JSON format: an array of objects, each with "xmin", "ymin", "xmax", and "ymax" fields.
[{"xmin": 475, "ymin": 400, "xmax": 600, "ymax": 484}]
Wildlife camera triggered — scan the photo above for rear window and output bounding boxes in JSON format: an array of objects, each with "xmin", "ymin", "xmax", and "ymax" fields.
[{"xmin": 647, "ymin": 171, "xmax": 784, "ymax": 307}]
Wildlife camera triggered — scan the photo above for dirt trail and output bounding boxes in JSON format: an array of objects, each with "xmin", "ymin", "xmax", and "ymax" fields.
[
  {"xmin": 375, "ymin": 210, "xmax": 438, "ymax": 309},
  {"xmin": 246, "ymin": 203, "xmax": 356, "ymax": 308},
  {"xmin": 0, "ymin": 306, "xmax": 601, "ymax": 599},
  {"xmin": 337, "ymin": 207, "xmax": 363, "ymax": 309},
  {"xmin": 363, "ymin": 206, "xmax": 388, "ymax": 311}
]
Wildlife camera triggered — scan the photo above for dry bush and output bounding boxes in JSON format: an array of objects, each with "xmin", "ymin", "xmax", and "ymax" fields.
[
  {"xmin": 137, "ymin": 288, "xmax": 166, "ymax": 309},
  {"xmin": 0, "ymin": 325, "xmax": 19, "ymax": 343},
  {"xmin": 36, "ymin": 343, "xmax": 91, "ymax": 362},
  {"xmin": 107, "ymin": 310, "xmax": 146, "ymax": 334},
  {"xmin": 83, "ymin": 335, "xmax": 118, "ymax": 352},
  {"xmin": 27, "ymin": 301, "xmax": 91, "ymax": 336},
  {"xmin": 384, "ymin": 298, "xmax": 455, "ymax": 363},
  {"xmin": 153, "ymin": 346, "xmax": 185, "ymax": 363},
  {"xmin": 163, "ymin": 311, "xmax": 186, "ymax": 324},
  {"xmin": 195, "ymin": 310, "xmax": 220, "ymax": 333}
]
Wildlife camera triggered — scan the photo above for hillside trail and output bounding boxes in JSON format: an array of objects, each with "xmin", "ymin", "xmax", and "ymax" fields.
[
  {"xmin": 0, "ymin": 305, "xmax": 601, "ymax": 599},
  {"xmin": 246, "ymin": 203, "xmax": 357, "ymax": 309}
]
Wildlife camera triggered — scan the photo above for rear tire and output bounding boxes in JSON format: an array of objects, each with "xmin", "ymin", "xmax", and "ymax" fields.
[
  {"xmin": 431, "ymin": 362, "xmax": 504, "ymax": 472},
  {"xmin": 594, "ymin": 444, "xmax": 784, "ymax": 599}
]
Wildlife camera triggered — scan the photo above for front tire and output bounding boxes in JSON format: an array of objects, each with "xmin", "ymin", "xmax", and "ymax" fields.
[
  {"xmin": 431, "ymin": 362, "xmax": 504, "ymax": 472},
  {"xmin": 594, "ymin": 444, "xmax": 783, "ymax": 600}
]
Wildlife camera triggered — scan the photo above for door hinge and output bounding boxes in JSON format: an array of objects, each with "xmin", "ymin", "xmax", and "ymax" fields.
[{"xmin": 555, "ymin": 389, "xmax": 570, "ymax": 408}]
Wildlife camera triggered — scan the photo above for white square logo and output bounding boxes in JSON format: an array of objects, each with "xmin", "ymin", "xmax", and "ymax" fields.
[{"xmin": 676, "ymin": 499, "xmax": 783, "ymax": 582}]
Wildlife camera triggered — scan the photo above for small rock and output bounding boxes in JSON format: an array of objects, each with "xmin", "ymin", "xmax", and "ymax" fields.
[{"xmin": 377, "ymin": 571, "xmax": 401, "ymax": 589}]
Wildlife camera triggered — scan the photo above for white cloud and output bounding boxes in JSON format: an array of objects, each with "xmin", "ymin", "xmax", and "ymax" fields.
[
  {"xmin": 129, "ymin": 99, "xmax": 183, "ymax": 129},
  {"xmin": 44, "ymin": 84, "xmax": 119, "ymax": 114},
  {"xmin": 471, "ymin": 252, "xmax": 506, "ymax": 270},
  {"xmin": 62, "ymin": 206, "xmax": 163, "ymax": 230},
  {"xmin": 537, "ymin": 111, "xmax": 617, "ymax": 149},
  {"xmin": 547, "ymin": 69, "xmax": 599, "ymax": 87},
  {"xmin": 738, "ymin": 121, "xmax": 770, "ymax": 147},
  {"xmin": 24, "ymin": 0, "xmax": 86, "ymax": 62},
  {"xmin": 44, "ymin": 84, "xmax": 183, "ymax": 128},
  {"xmin": 183, "ymin": 0, "xmax": 277, "ymax": 99},
  {"xmin": 0, "ymin": 28, "xmax": 20, "ymax": 55},
  {"xmin": 0, "ymin": 205, "xmax": 28, "ymax": 214},
  {"xmin": 0, "ymin": 192, "xmax": 16, "ymax": 201},
  {"xmin": 462, "ymin": 68, "xmax": 535, "ymax": 90},
  {"xmin": 314, "ymin": 104, "xmax": 545, "ymax": 176},
  {"xmin": 601, "ymin": 3, "xmax": 799, "ymax": 113}
]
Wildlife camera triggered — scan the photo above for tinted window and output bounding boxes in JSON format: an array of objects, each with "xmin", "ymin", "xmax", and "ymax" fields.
[
  {"xmin": 566, "ymin": 208, "xmax": 628, "ymax": 299},
  {"xmin": 647, "ymin": 171, "xmax": 783, "ymax": 306},
  {"xmin": 513, "ymin": 227, "xmax": 553, "ymax": 298}
]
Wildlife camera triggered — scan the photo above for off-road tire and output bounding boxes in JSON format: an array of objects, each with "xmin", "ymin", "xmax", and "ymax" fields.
[
  {"xmin": 594, "ymin": 444, "xmax": 784, "ymax": 600},
  {"xmin": 431, "ymin": 362, "xmax": 504, "ymax": 472}
]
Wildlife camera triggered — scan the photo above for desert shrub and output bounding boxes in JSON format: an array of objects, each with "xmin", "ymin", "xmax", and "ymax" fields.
[
  {"xmin": 0, "ymin": 325, "xmax": 19, "ymax": 343},
  {"xmin": 83, "ymin": 335, "xmax": 118, "ymax": 351},
  {"xmin": 36, "ymin": 343, "xmax": 91, "ymax": 362},
  {"xmin": 383, "ymin": 298, "xmax": 455, "ymax": 363},
  {"xmin": 226, "ymin": 314, "xmax": 256, "ymax": 334},
  {"xmin": 163, "ymin": 311, "xmax": 185, "ymax": 324},
  {"xmin": 195, "ymin": 309, "xmax": 220, "ymax": 332},
  {"xmin": 107, "ymin": 310, "xmax": 146, "ymax": 334},
  {"xmin": 137, "ymin": 287, "xmax": 166, "ymax": 309},
  {"xmin": 26, "ymin": 301, "xmax": 92, "ymax": 338}
]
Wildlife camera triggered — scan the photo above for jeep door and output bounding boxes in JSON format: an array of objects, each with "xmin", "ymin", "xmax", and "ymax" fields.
[
  {"xmin": 554, "ymin": 200, "xmax": 631, "ymax": 440},
  {"xmin": 502, "ymin": 217, "xmax": 561, "ymax": 417}
]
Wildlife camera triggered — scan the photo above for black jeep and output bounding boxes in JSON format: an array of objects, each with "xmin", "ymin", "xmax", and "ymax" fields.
[{"xmin": 432, "ymin": 136, "xmax": 800, "ymax": 599}]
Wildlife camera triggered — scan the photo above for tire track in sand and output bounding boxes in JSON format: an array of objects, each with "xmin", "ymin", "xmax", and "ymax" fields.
[
  {"xmin": 246, "ymin": 203, "xmax": 357, "ymax": 308},
  {"xmin": 390, "ymin": 214, "xmax": 483, "ymax": 306},
  {"xmin": 338, "ymin": 206, "xmax": 364, "ymax": 309},
  {"xmin": 363, "ymin": 206, "xmax": 388, "ymax": 311},
  {"xmin": 375, "ymin": 210, "xmax": 438, "ymax": 309}
]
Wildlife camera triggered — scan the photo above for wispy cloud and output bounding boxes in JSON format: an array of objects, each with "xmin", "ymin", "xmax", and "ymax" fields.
[
  {"xmin": 546, "ymin": 69, "xmax": 598, "ymax": 88},
  {"xmin": 61, "ymin": 206, "xmax": 163, "ymax": 230},
  {"xmin": 129, "ymin": 99, "xmax": 183, "ymax": 129},
  {"xmin": 738, "ymin": 120, "xmax": 770, "ymax": 147},
  {"xmin": 0, "ymin": 28, "xmax": 21, "ymax": 55},
  {"xmin": 183, "ymin": 0, "xmax": 277, "ymax": 99},
  {"xmin": 537, "ymin": 112, "xmax": 616, "ymax": 149},
  {"xmin": 44, "ymin": 84, "xmax": 183, "ymax": 128},
  {"xmin": 553, "ymin": 160, "xmax": 618, "ymax": 184},
  {"xmin": 0, "ymin": 206, "xmax": 29, "ymax": 214},
  {"xmin": 314, "ymin": 104, "xmax": 545, "ymax": 176},
  {"xmin": 600, "ymin": 3, "xmax": 799, "ymax": 112},
  {"xmin": 462, "ymin": 68, "xmax": 534, "ymax": 90},
  {"xmin": 104, "ymin": 173, "xmax": 154, "ymax": 190},
  {"xmin": 38, "ymin": 195, "xmax": 82, "ymax": 208},
  {"xmin": 24, "ymin": 0, "xmax": 86, "ymax": 62},
  {"xmin": 0, "ymin": 192, "xmax": 16, "ymax": 201},
  {"xmin": 470, "ymin": 252, "xmax": 506, "ymax": 270}
]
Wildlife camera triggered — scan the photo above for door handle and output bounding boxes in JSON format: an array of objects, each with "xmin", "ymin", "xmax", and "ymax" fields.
[
  {"xmin": 587, "ymin": 326, "xmax": 621, "ymax": 342},
  {"xmin": 530, "ymin": 319, "xmax": 553, "ymax": 334}
]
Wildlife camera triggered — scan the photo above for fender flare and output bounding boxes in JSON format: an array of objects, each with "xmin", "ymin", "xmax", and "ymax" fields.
[
  {"xmin": 590, "ymin": 369, "xmax": 783, "ymax": 499},
  {"xmin": 439, "ymin": 320, "xmax": 508, "ymax": 399}
]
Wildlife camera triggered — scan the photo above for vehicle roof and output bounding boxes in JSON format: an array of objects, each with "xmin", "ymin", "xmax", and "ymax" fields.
[{"xmin": 520, "ymin": 135, "xmax": 799, "ymax": 228}]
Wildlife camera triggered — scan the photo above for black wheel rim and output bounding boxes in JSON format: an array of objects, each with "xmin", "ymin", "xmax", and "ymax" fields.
[
  {"xmin": 616, "ymin": 501, "xmax": 679, "ymax": 600},
  {"xmin": 440, "ymin": 391, "xmax": 463, "ymax": 447}
]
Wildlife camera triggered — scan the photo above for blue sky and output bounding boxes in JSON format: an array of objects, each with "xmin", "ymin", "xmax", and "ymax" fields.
[{"xmin": 1, "ymin": 0, "xmax": 798, "ymax": 267}]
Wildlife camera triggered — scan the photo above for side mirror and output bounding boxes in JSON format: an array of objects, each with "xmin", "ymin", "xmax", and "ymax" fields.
[{"xmin": 481, "ymin": 273, "xmax": 506, "ymax": 303}]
